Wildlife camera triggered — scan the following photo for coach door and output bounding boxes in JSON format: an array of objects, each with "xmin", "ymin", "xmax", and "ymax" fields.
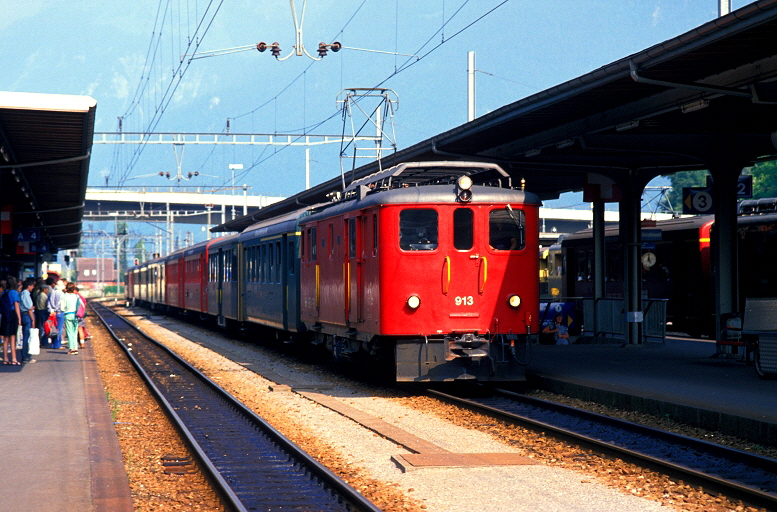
[
  {"xmin": 346, "ymin": 217, "xmax": 362, "ymax": 325},
  {"xmin": 217, "ymin": 249, "xmax": 225, "ymax": 325}
]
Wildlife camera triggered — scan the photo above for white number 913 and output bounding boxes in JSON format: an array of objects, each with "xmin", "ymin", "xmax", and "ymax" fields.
[{"xmin": 455, "ymin": 296, "xmax": 474, "ymax": 306}]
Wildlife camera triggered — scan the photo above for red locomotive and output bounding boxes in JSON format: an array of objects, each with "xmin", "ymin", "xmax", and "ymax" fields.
[{"xmin": 128, "ymin": 161, "xmax": 541, "ymax": 382}]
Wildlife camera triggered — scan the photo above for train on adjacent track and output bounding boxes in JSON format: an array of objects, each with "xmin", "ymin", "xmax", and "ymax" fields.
[
  {"xmin": 551, "ymin": 198, "xmax": 777, "ymax": 338},
  {"xmin": 127, "ymin": 162, "xmax": 541, "ymax": 382}
]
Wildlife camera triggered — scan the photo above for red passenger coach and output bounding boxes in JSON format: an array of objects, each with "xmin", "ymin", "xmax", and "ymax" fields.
[{"xmin": 299, "ymin": 162, "xmax": 540, "ymax": 382}]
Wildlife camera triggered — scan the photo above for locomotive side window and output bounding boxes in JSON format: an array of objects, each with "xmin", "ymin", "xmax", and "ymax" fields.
[
  {"xmin": 399, "ymin": 209, "xmax": 438, "ymax": 251},
  {"xmin": 348, "ymin": 218, "xmax": 357, "ymax": 259},
  {"xmin": 453, "ymin": 208, "xmax": 474, "ymax": 250},
  {"xmin": 373, "ymin": 214, "xmax": 378, "ymax": 255},
  {"xmin": 489, "ymin": 209, "xmax": 525, "ymax": 251}
]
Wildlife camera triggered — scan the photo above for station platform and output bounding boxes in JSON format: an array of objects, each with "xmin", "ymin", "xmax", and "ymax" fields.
[
  {"xmin": 525, "ymin": 338, "xmax": 777, "ymax": 446},
  {"xmin": 0, "ymin": 343, "xmax": 133, "ymax": 512}
]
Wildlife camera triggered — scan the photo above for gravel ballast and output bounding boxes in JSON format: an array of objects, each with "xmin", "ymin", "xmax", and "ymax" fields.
[{"xmin": 94, "ymin": 307, "xmax": 764, "ymax": 511}]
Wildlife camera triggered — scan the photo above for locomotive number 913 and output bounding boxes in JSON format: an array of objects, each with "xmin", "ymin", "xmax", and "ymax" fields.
[{"xmin": 127, "ymin": 161, "xmax": 541, "ymax": 383}]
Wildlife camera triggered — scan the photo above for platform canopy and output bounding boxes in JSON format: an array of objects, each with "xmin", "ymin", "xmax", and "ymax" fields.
[
  {"xmin": 0, "ymin": 91, "xmax": 96, "ymax": 252},
  {"xmin": 216, "ymin": 0, "xmax": 777, "ymax": 233}
]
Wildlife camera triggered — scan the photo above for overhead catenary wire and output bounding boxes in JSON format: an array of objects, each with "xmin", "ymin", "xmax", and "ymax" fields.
[
  {"xmin": 115, "ymin": 0, "xmax": 225, "ymax": 187},
  {"xmin": 117, "ymin": 1, "xmax": 510, "ymax": 190}
]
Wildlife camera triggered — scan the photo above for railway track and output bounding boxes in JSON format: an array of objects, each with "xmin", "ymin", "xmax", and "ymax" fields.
[
  {"xmin": 91, "ymin": 301, "xmax": 380, "ymax": 512},
  {"xmin": 428, "ymin": 387, "xmax": 777, "ymax": 510}
]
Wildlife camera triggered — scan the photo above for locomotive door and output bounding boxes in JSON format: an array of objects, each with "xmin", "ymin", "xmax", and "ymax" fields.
[
  {"xmin": 445, "ymin": 207, "xmax": 482, "ymax": 317},
  {"xmin": 346, "ymin": 217, "xmax": 362, "ymax": 325}
]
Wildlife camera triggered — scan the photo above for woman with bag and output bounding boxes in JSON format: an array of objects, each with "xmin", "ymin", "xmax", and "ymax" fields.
[
  {"xmin": 1, "ymin": 277, "xmax": 22, "ymax": 365},
  {"xmin": 74, "ymin": 286, "xmax": 89, "ymax": 348},
  {"xmin": 62, "ymin": 282, "xmax": 80, "ymax": 355}
]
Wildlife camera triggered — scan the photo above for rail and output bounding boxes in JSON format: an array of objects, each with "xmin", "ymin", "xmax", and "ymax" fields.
[
  {"xmin": 428, "ymin": 387, "xmax": 777, "ymax": 511},
  {"xmin": 91, "ymin": 301, "xmax": 380, "ymax": 512}
]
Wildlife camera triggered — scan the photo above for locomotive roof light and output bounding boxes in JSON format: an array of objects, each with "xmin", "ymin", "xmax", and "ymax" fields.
[
  {"xmin": 507, "ymin": 294, "xmax": 521, "ymax": 308},
  {"xmin": 407, "ymin": 295, "xmax": 421, "ymax": 309}
]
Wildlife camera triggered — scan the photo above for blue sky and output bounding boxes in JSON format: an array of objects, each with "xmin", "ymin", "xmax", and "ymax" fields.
[{"xmin": 3, "ymin": 1, "xmax": 740, "ymax": 207}]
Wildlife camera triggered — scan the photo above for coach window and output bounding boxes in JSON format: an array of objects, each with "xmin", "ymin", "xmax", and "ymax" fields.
[
  {"xmin": 311, "ymin": 227, "xmax": 317, "ymax": 261},
  {"xmin": 253, "ymin": 247, "xmax": 259, "ymax": 282},
  {"xmin": 489, "ymin": 209, "xmax": 525, "ymax": 251},
  {"xmin": 329, "ymin": 224, "xmax": 335, "ymax": 259},
  {"xmin": 301, "ymin": 231, "xmax": 306, "ymax": 260},
  {"xmin": 399, "ymin": 209, "xmax": 438, "ymax": 251},
  {"xmin": 288, "ymin": 241, "xmax": 295, "ymax": 275},
  {"xmin": 453, "ymin": 208, "xmax": 474, "ymax": 250},
  {"xmin": 260, "ymin": 245, "xmax": 267, "ymax": 283},
  {"xmin": 268, "ymin": 243, "xmax": 274, "ymax": 282},
  {"xmin": 276, "ymin": 241, "xmax": 281, "ymax": 283}
]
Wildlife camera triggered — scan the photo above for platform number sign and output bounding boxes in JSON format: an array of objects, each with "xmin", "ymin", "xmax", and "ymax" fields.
[
  {"xmin": 683, "ymin": 188, "xmax": 714, "ymax": 214},
  {"xmin": 683, "ymin": 177, "xmax": 753, "ymax": 214},
  {"xmin": 737, "ymin": 175, "xmax": 753, "ymax": 198}
]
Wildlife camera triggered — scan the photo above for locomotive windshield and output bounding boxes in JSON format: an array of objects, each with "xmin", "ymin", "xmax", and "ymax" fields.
[
  {"xmin": 399, "ymin": 209, "xmax": 438, "ymax": 250},
  {"xmin": 489, "ymin": 208, "xmax": 525, "ymax": 251}
]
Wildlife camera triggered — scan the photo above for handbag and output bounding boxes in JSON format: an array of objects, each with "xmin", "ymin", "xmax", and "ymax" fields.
[
  {"xmin": 16, "ymin": 325, "xmax": 23, "ymax": 349},
  {"xmin": 28, "ymin": 327, "xmax": 40, "ymax": 356}
]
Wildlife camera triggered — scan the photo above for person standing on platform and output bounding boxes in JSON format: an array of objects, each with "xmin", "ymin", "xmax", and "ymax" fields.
[
  {"xmin": 19, "ymin": 278, "xmax": 36, "ymax": 363},
  {"xmin": 1, "ymin": 277, "xmax": 22, "ymax": 365},
  {"xmin": 33, "ymin": 279, "xmax": 49, "ymax": 347},
  {"xmin": 74, "ymin": 286, "xmax": 90, "ymax": 348},
  {"xmin": 62, "ymin": 282, "xmax": 80, "ymax": 355},
  {"xmin": 47, "ymin": 277, "xmax": 64, "ymax": 349}
]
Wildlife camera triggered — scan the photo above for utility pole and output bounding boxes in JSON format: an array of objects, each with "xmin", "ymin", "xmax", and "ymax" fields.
[
  {"xmin": 305, "ymin": 148, "xmax": 311, "ymax": 190},
  {"xmin": 229, "ymin": 164, "xmax": 243, "ymax": 220},
  {"xmin": 719, "ymin": 0, "xmax": 731, "ymax": 16},
  {"xmin": 468, "ymin": 51, "xmax": 476, "ymax": 122}
]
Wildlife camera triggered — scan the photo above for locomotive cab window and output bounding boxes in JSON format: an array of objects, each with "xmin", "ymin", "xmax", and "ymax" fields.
[
  {"xmin": 453, "ymin": 208, "xmax": 474, "ymax": 250},
  {"xmin": 489, "ymin": 208, "xmax": 525, "ymax": 251},
  {"xmin": 399, "ymin": 209, "xmax": 438, "ymax": 251}
]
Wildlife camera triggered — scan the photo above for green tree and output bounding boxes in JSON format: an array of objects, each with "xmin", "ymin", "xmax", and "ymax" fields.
[
  {"xmin": 750, "ymin": 161, "xmax": 777, "ymax": 199},
  {"xmin": 665, "ymin": 170, "xmax": 709, "ymax": 211},
  {"xmin": 664, "ymin": 161, "xmax": 777, "ymax": 211}
]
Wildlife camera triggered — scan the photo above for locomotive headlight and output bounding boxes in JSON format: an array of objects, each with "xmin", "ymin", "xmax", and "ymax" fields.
[
  {"xmin": 457, "ymin": 176, "xmax": 474, "ymax": 202},
  {"xmin": 457, "ymin": 175, "xmax": 473, "ymax": 190},
  {"xmin": 407, "ymin": 295, "xmax": 421, "ymax": 309},
  {"xmin": 507, "ymin": 295, "xmax": 521, "ymax": 308}
]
